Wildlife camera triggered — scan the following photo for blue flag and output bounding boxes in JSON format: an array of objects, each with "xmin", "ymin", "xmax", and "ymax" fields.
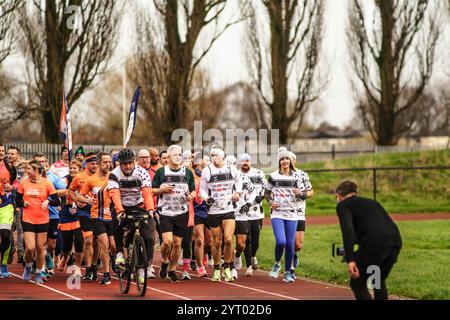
[{"xmin": 124, "ymin": 86, "xmax": 141, "ymax": 147}]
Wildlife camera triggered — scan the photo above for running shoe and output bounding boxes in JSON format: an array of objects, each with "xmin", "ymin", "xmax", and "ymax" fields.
[
  {"xmin": 293, "ymin": 253, "xmax": 299, "ymax": 269},
  {"xmin": 251, "ymin": 256, "xmax": 259, "ymax": 270},
  {"xmin": 231, "ymin": 268, "xmax": 238, "ymax": 279},
  {"xmin": 147, "ymin": 265, "xmax": 156, "ymax": 279},
  {"xmin": 182, "ymin": 271, "xmax": 191, "ymax": 280},
  {"xmin": 234, "ymin": 255, "xmax": 242, "ymax": 270},
  {"xmin": 34, "ymin": 272, "xmax": 45, "ymax": 284},
  {"xmin": 290, "ymin": 269, "xmax": 297, "ymax": 280},
  {"xmin": 159, "ymin": 262, "xmax": 169, "ymax": 279},
  {"xmin": 211, "ymin": 269, "xmax": 221, "ymax": 282},
  {"xmin": 208, "ymin": 257, "xmax": 214, "ymax": 266},
  {"xmin": 40, "ymin": 270, "xmax": 50, "ymax": 281},
  {"xmin": 83, "ymin": 267, "xmax": 93, "ymax": 281},
  {"xmin": 0, "ymin": 265, "xmax": 10, "ymax": 279},
  {"xmin": 22, "ymin": 266, "xmax": 32, "ymax": 281},
  {"xmin": 223, "ymin": 267, "xmax": 234, "ymax": 282},
  {"xmin": 269, "ymin": 263, "xmax": 281, "ymax": 279},
  {"xmin": 115, "ymin": 252, "xmax": 125, "ymax": 266},
  {"xmin": 245, "ymin": 266, "xmax": 253, "ymax": 277},
  {"xmin": 177, "ymin": 251, "xmax": 183, "ymax": 266},
  {"xmin": 45, "ymin": 254, "xmax": 54, "ymax": 270},
  {"xmin": 100, "ymin": 273, "xmax": 111, "ymax": 285},
  {"xmin": 283, "ymin": 272, "xmax": 295, "ymax": 283},
  {"xmin": 168, "ymin": 271, "xmax": 180, "ymax": 283},
  {"xmin": 189, "ymin": 260, "xmax": 198, "ymax": 271},
  {"xmin": 46, "ymin": 269, "xmax": 55, "ymax": 276},
  {"xmin": 138, "ymin": 269, "xmax": 145, "ymax": 284},
  {"xmin": 197, "ymin": 266, "xmax": 207, "ymax": 278}
]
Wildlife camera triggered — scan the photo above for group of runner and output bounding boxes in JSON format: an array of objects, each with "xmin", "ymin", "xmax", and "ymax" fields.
[{"xmin": 0, "ymin": 142, "xmax": 312, "ymax": 285}]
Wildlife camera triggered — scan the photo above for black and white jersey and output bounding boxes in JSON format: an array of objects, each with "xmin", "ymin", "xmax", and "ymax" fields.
[
  {"xmin": 234, "ymin": 174, "xmax": 255, "ymax": 221},
  {"xmin": 241, "ymin": 168, "xmax": 267, "ymax": 220},
  {"xmin": 199, "ymin": 163, "xmax": 242, "ymax": 215},
  {"xmin": 265, "ymin": 170, "xmax": 308, "ymax": 221},
  {"xmin": 107, "ymin": 166, "xmax": 152, "ymax": 207}
]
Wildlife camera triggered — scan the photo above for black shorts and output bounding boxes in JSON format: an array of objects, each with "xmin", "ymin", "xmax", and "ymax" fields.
[
  {"xmin": 159, "ymin": 212, "xmax": 188, "ymax": 238},
  {"xmin": 194, "ymin": 215, "xmax": 210, "ymax": 229},
  {"xmin": 235, "ymin": 220, "xmax": 249, "ymax": 235},
  {"xmin": 207, "ymin": 212, "xmax": 235, "ymax": 229},
  {"xmin": 79, "ymin": 215, "xmax": 93, "ymax": 233},
  {"xmin": 296, "ymin": 220, "xmax": 306, "ymax": 232},
  {"xmin": 47, "ymin": 219, "xmax": 59, "ymax": 239},
  {"xmin": 93, "ymin": 219, "xmax": 114, "ymax": 237},
  {"xmin": 22, "ymin": 221, "xmax": 49, "ymax": 234}
]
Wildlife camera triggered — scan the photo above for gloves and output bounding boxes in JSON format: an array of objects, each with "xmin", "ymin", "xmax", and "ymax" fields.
[
  {"xmin": 254, "ymin": 195, "xmax": 264, "ymax": 204},
  {"xmin": 205, "ymin": 198, "xmax": 215, "ymax": 210},
  {"xmin": 239, "ymin": 203, "xmax": 252, "ymax": 214},
  {"xmin": 295, "ymin": 191, "xmax": 308, "ymax": 201}
]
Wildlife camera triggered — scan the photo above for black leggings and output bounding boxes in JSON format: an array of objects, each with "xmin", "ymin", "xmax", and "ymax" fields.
[
  {"xmin": 244, "ymin": 219, "xmax": 263, "ymax": 267},
  {"xmin": 182, "ymin": 227, "xmax": 193, "ymax": 259},
  {"xmin": 116, "ymin": 217, "xmax": 156, "ymax": 264},
  {"xmin": 350, "ymin": 246, "xmax": 401, "ymax": 300},
  {"xmin": 0, "ymin": 229, "xmax": 11, "ymax": 264},
  {"xmin": 61, "ymin": 228, "xmax": 84, "ymax": 253}
]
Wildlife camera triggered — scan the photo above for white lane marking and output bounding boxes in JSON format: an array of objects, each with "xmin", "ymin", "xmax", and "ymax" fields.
[{"xmin": 9, "ymin": 272, "xmax": 82, "ymax": 300}]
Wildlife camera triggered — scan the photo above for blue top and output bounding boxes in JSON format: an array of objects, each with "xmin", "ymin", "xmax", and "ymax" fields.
[{"xmin": 46, "ymin": 171, "xmax": 66, "ymax": 220}]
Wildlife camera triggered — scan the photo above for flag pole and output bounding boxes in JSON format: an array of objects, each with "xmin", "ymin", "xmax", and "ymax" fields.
[{"xmin": 122, "ymin": 61, "xmax": 127, "ymax": 147}]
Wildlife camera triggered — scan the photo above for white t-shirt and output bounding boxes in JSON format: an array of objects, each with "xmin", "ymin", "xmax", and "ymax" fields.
[
  {"xmin": 199, "ymin": 163, "xmax": 242, "ymax": 215},
  {"xmin": 265, "ymin": 169, "xmax": 311, "ymax": 221}
]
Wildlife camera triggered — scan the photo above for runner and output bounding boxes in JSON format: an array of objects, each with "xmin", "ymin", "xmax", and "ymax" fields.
[
  {"xmin": 224, "ymin": 155, "xmax": 237, "ymax": 167},
  {"xmin": 74, "ymin": 146, "xmax": 86, "ymax": 162},
  {"xmin": 237, "ymin": 153, "xmax": 267, "ymax": 276},
  {"xmin": 159, "ymin": 150, "xmax": 169, "ymax": 166},
  {"xmin": 33, "ymin": 153, "xmax": 67, "ymax": 277},
  {"xmin": 49, "ymin": 146, "xmax": 70, "ymax": 179},
  {"xmin": 108, "ymin": 148, "xmax": 156, "ymax": 285},
  {"xmin": 192, "ymin": 154, "xmax": 212, "ymax": 277},
  {"xmin": 69, "ymin": 152, "xmax": 99, "ymax": 281},
  {"xmin": 79, "ymin": 152, "xmax": 116, "ymax": 285},
  {"xmin": 57, "ymin": 160, "xmax": 83, "ymax": 276},
  {"xmin": 199, "ymin": 146, "xmax": 242, "ymax": 282},
  {"xmin": 0, "ymin": 169, "xmax": 14, "ymax": 278},
  {"xmin": 231, "ymin": 164, "xmax": 255, "ymax": 279},
  {"xmin": 264, "ymin": 150, "xmax": 308, "ymax": 283},
  {"xmin": 149, "ymin": 147, "xmax": 163, "ymax": 179},
  {"xmin": 289, "ymin": 151, "xmax": 313, "ymax": 278},
  {"xmin": 152, "ymin": 145, "xmax": 196, "ymax": 283},
  {"xmin": 16, "ymin": 160, "xmax": 60, "ymax": 284}
]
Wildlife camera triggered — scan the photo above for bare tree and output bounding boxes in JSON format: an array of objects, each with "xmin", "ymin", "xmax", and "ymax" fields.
[
  {"xmin": 133, "ymin": 0, "xmax": 245, "ymax": 145},
  {"xmin": 0, "ymin": 0, "xmax": 22, "ymax": 63},
  {"xmin": 347, "ymin": 0, "xmax": 442, "ymax": 145},
  {"xmin": 244, "ymin": 0, "xmax": 325, "ymax": 145},
  {"xmin": 17, "ymin": 0, "xmax": 121, "ymax": 142}
]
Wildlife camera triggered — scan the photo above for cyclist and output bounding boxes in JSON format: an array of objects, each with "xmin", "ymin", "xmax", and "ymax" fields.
[
  {"xmin": 108, "ymin": 148, "xmax": 155, "ymax": 284},
  {"xmin": 152, "ymin": 145, "xmax": 196, "ymax": 283}
]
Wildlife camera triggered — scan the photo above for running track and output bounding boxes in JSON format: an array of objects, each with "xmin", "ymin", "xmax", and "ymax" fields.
[{"xmin": 1, "ymin": 250, "xmax": 357, "ymax": 300}]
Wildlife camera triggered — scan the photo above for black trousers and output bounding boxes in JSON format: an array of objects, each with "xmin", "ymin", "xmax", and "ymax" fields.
[
  {"xmin": 243, "ymin": 219, "xmax": 263, "ymax": 267},
  {"xmin": 350, "ymin": 246, "xmax": 401, "ymax": 300}
]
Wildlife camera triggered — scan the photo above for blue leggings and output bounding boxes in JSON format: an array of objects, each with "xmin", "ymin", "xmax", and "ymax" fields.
[{"xmin": 271, "ymin": 218, "xmax": 298, "ymax": 272}]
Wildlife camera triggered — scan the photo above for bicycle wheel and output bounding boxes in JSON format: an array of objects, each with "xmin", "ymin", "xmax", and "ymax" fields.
[
  {"xmin": 118, "ymin": 261, "xmax": 131, "ymax": 294},
  {"xmin": 133, "ymin": 235, "xmax": 148, "ymax": 297}
]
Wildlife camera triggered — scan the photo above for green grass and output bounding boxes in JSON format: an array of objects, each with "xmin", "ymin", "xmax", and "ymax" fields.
[
  {"xmin": 262, "ymin": 149, "xmax": 450, "ymax": 215},
  {"xmin": 256, "ymin": 220, "xmax": 450, "ymax": 300}
]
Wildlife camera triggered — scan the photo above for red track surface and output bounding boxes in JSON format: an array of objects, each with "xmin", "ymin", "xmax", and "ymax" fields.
[{"xmin": 1, "ymin": 250, "xmax": 357, "ymax": 300}]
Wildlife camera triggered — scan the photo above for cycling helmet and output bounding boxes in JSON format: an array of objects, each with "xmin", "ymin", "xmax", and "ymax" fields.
[{"xmin": 118, "ymin": 148, "xmax": 136, "ymax": 163}]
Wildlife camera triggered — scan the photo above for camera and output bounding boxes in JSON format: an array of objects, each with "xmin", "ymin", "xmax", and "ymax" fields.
[{"xmin": 332, "ymin": 242, "xmax": 346, "ymax": 263}]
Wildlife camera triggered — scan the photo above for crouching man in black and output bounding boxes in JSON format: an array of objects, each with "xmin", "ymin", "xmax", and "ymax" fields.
[{"xmin": 335, "ymin": 180, "xmax": 402, "ymax": 300}]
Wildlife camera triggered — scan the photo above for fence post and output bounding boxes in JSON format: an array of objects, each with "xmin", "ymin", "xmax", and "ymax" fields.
[
  {"xmin": 373, "ymin": 168, "xmax": 377, "ymax": 200},
  {"xmin": 331, "ymin": 144, "xmax": 336, "ymax": 160}
]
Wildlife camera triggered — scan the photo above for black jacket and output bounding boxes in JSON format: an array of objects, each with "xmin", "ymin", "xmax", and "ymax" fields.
[{"xmin": 336, "ymin": 195, "xmax": 402, "ymax": 262}]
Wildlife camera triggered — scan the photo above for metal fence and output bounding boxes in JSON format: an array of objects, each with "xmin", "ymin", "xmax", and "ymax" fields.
[
  {"xmin": 306, "ymin": 165, "xmax": 450, "ymax": 201},
  {"xmin": 2, "ymin": 141, "xmax": 449, "ymax": 166}
]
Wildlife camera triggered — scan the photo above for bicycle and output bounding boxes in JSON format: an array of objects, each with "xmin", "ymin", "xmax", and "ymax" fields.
[{"xmin": 117, "ymin": 212, "xmax": 149, "ymax": 297}]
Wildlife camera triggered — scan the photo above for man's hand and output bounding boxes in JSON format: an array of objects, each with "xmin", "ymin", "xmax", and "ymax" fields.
[
  {"xmin": 160, "ymin": 185, "xmax": 175, "ymax": 194},
  {"xmin": 148, "ymin": 210, "xmax": 154, "ymax": 219},
  {"xmin": 231, "ymin": 192, "xmax": 240, "ymax": 203},
  {"xmin": 347, "ymin": 261, "xmax": 360, "ymax": 279},
  {"xmin": 85, "ymin": 196, "xmax": 96, "ymax": 206},
  {"xmin": 23, "ymin": 201, "xmax": 30, "ymax": 208},
  {"xmin": 294, "ymin": 189, "xmax": 308, "ymax": 200},
  {"xmin": 77, "ymin": 201, "xmax": 87, "ymax": 208},
  {"xmin": 116, "ymin": 211, "xmax": 125, "ymax": 223}
]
